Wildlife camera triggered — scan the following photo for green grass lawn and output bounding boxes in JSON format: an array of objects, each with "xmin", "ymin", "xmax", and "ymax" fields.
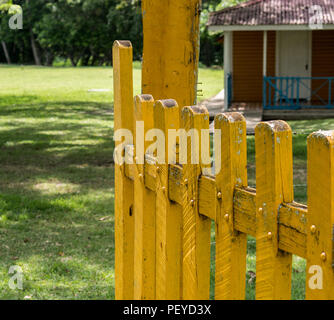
[{"xmin": 1, "ymin": 64, "xmax": 334, "ymax": 300}]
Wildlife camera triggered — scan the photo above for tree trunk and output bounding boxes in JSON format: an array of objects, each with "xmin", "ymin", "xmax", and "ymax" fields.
[
  {"xmin": 30, "ymin": 30, "xmax": 41, "ymax": 65},
  {"xmin": 1, "ymin": 41, "xmax": 11, "ymax": 64}
]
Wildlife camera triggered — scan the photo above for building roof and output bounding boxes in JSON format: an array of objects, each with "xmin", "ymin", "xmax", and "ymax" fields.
[{"xmin": 208, "ymin": 0, "xmax": 334, "ymax": 26}]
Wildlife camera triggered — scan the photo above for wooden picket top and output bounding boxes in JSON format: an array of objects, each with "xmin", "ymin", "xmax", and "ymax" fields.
[{"xmin": 113, "ymin": 41, "xmax": 334, "ymax": 300}]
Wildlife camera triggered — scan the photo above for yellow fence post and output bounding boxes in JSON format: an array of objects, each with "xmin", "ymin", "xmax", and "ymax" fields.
[
  {"xmin": 181, "ymin": 106, "xmax": 211, "ymax": 300},
  {"xmin": 113, "ymin": 40, "xmax": 135, "ymax": 300},
  {"xmin": 133, "ymin": 94, "xmax": 156, "ymax": 300},
  {"xmin": 142, "ymin": 0, "xmax": 201, "ymax": 114},
  {"xmin": 154, "ymin": 99, "xmax": 183, "ymax": 299},
  {"xmin": 255, "ymin": 121, "xmax": 294, "ymax": 300},
  {"xmin": 214, "ymin": 112, "xmax": 248, "ymax": 300},
  {"xmin": 306, "ymin": 131, "xmax": 334, "ymax": 300}
]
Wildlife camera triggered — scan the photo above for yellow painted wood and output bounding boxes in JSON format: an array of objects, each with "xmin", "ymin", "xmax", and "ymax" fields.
[
  {"xmin": 255, "ymin": 121, "xmax": 293, "ymax": 300},
  {"xmin": 306, "ymin": 131, "xmax": 334, "ymax": 300},
  {"xmin": 154, "ymin": 99, "xmax": 183, "ymax": 300},
  {"xmin": 168, "ymin": 164, "xmax": 184, "ymax": 205},
  {"xmin": 181, "ymin": 105, "xmax": 211, "ymax": 300},
  {"xmin": 214, "ymin": 112, "xmax": 248, "ymax": 300},
  {"xmin": 142, "ymin": 0, "xmax": 201, "ymax": 115},
  {"xmin": 113, "ymin": 40, "xmax": 135, "ymax": 300},
  {"xmin": 278, "ymin": 203, "xmax": 307, "ymax": 259},
  {"xmin": 144, "ymin": 154, "xmax": 157, "ymax": 191},
  {"xmin": 133, "ymin": 95, "xmax": 156, "ymax": 300},
  {"xmin": 198, "ymin": 175, "xmax": 217, "ymax": 221},
  {"xmin": 233, "ymin": 187, "xmax": 257, "ymax": 237}
]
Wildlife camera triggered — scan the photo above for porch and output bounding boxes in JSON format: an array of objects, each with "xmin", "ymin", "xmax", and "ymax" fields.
[{"xmin": 223, "ymin": 29, "xmax": 334, "ymax": 112}]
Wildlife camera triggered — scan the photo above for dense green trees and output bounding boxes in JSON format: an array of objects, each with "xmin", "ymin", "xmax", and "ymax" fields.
[{"xmin": 0, "ymin": 0, "xmax": 246, "ymax": 66}]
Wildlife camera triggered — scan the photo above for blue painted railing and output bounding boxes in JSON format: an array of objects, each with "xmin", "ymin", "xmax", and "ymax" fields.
[
  {"xmin": 263, "ymin": 76, "xmax": 334, "ymax": 110},
  {"xmin": 227, "ymin": 73, "xmax": 232, "ymax": 108}
]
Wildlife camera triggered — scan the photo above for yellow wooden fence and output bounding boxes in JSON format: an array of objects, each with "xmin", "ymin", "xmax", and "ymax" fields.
[{"xmin": 113, "ymin": 41, "xmax": 334, "ymax": 300}]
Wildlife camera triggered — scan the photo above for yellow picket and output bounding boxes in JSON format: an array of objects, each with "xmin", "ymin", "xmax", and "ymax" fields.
[
  {"xmin": 181, "ymin": 105, "xmax": 211, "ymax": 300},
  {"xmin": 214, "ymin": 113, "xmax": 248, "ymax": 300},
  {"xmin": 255, "ymin": 121, "xmax": 294, "ymax": 300},
  {"xmin": 133, "ymin": 94, "xmax": 156, "ymax": 300},
  {"xmin": 113, "ymin": 40, "xmax": 135, "ymax": 300},
  {"xmin": 306, "ymin": 131, "xmax": 334, "ymax": 300},
  {"xmin": 154, "ymin": 100, "xmax": 183, "ymax": 300}
]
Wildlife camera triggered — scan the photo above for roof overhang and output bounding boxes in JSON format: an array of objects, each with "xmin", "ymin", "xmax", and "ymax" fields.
[{"xmin": 209, "ymin": 24, "xmax": 334, "ymax": 32}]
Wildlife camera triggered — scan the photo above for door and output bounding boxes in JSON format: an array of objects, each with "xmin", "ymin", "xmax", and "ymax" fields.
[{"xmin": 278, "ymin": 31, "xmax": 311, "ymax": 100}]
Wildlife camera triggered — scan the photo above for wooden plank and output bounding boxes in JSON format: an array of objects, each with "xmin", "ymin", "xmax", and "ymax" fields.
[
  {"xmin": 133, "ymin": 95, "xmax": 156, "ymax": 300},
  {"xmin": 181, "ymin": 105, "xmax": 211, "ymax": 300},
  {"xmin": 154, "ymin": 99, "xmax": 182, "ymax": 300},
  {"xmin": 306, "ymin": 131, "xmax": 334, "ymax": 299},
  {"xmin": 113, "ymin": 40, "xmax": 135, "ymax": 300},
  {"xmin": 168, "ymin": 164, "xmax": 184, "ymax": 204},
  {"xmin": 278, "ymin": 202, "xmax": 307, "ymax": 258},
  {"xmin": 198, "ymin": 175, "xmax": 216, "ymax": 221},
  {"xmin": 144, "ymin": 154, "xmax": 157, "ymax": 191},
  {"xmin": 141, "ymin": 0, "xmax": 201, "ymax": 113},
  {"xmin": 124, "ymin": 145, "xmax": 135, "ymax": 181},
  {"xmin": 215, "ymin": 112, "xmax": 248, "ymax": 300},
  {"xmin": 255, "ymin": 120, "xmax": 293, "ymax": 300},
  {"xmin": 233, "ymin": 187, "xmax": 256, "ymax": 237}
]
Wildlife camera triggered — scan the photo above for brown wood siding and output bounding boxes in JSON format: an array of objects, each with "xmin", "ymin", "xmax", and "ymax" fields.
[
  {"xmin": 233, "ymin": 31, "xmax": 275, "ymax": 103},
  {"xmin": 312, "ymin": 30, "xmax": 334, "ymax": 105}
]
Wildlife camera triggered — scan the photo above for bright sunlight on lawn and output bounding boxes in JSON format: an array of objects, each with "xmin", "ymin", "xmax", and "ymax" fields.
[{"xmin": 1, "ymin": 64, "xmax": 334, "ymax": 300}]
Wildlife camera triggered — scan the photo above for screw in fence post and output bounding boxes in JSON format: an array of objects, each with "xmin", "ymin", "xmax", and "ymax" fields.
[
  {"xmin": 154, "ymin": 99, "xmax": 182, "ymax": 300},
  {"xmin": 113, "ymin": 40, "xmax": 135, "ymax": 300},
  {"xmin": 214, "ymin": 112, "xmax": 248, "ymax": 300},
  {"xmin": 255, "ymin": 120, "xmax": 294, "ymax": 300},
  {"xmin": 306, "ymin": 130, "xmax": 334, "ymax": 299},
  {"xmin": 181, "ymin": 105, "xmax": 211, "ymax": 300},
  {"xmin": 133, "ymin": 94, "xmax": 156, "ymax": 300}
]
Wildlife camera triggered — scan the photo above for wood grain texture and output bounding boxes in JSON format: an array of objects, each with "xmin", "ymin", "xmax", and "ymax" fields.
[
  {"xmin": 306, "ymin": 131, "xmax": 334, "ymax": 300},
  {"xmin": 181, "ymin": 105, "xmax": 211, "ymax": 300},
  {"xmin": 133, "ymin": 95, "xmax": 156, "ymax": 300},
  {"xmin": 278, "ymin": 202, "xmax": 307, "ymax": 258},
  {"xmin": 214, "ymin": 112, "xmax": 248, "ymax": 300},
  {"xmin": 113, "ymin": 41, "xmax": 135, "ymax": 300},
  {"xmin": 154, "ymin": 100, "xmax": 183, "ymax": 300},
  {"xmin": 198, "ymin": 175, "xmax": 217, "ymax": 221},
  {"xmin": 255, "ymin": 121, "xmax": 293, "ymax": 300},
  {"xmin": 142, "ymin": 0, "xmax": 201, "ymax": 115},
  {"xmin": 168, "ymin": 164, "xmax": 184, "ymax": 205}
]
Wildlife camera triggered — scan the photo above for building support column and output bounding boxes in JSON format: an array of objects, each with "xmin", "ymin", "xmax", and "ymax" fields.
[
  {"xmin": 263, "ymin": 30, "xmax": 268, "ymax": 77},
  {"xmin": 224, "ymin": 31, "xmax": 233, "ymax": 109}
]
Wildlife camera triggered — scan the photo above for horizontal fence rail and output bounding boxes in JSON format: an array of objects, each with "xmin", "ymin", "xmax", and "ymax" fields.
[
  {"xmin": 263, "ymin": 76, "xmax": 334, "ymax": 110},
  {"xmin": 114, "ymin": 41, "xmax": 334, "ymax": 300}
]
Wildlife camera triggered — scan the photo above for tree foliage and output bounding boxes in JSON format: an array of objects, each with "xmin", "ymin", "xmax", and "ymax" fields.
[{"xmin": 0, "ymin": 0, "xmax": 247, "ymax": 66}]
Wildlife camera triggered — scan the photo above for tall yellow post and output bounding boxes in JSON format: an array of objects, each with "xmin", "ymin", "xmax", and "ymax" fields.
[
  {"xmin": 142, "ymin": 0, "xmax": 201, "ymax": 113},
  {"xmin": 113, "ymin": 41, "xmax": 135, "ymax": 300}
]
